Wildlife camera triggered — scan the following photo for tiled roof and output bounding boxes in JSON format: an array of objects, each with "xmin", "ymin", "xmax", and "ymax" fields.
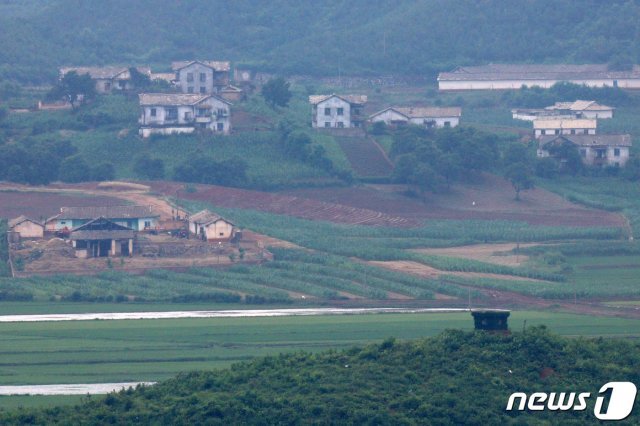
[
  {"xmin": 56, "ymin": 206, "xmax": 158, "ymax": 220},
  {"xmin": 59, "ymin": 66, "xmax": 151, "ymax": 80},
  {"xmin": 189, "ymin": 210, "xmax": 233, "ymax": 225},
  {"xmin": 539, "ymin": 134, "xmax": 632, "ymax": 148},
  {"xmin": 171, "ymin": 61, "xmax": 231, "ymax": 72},
  {"xmin": 8, "ymin": 215, "xmax": 42, "ymax": 228},
  {"xmin": 546, "ymin": 100, "xmax": 614, "ymax": 112},
  {"xmin": 309, "ymin": 94, "xmax": 367, "ymax": 105},
  {"xmin": 139, "ymin": 93, "xmax": 230, "ymax": 106},
  {"xmin": 438, "ymin": 64, "xmax": 640, "ymax": 81},
  {"xmin": 394, "ymin": 107, "xmax": 462, "ymax": 118},
  {"xmin": 533, "ymin": 119, "xmax": 597, "ymax": 129}
]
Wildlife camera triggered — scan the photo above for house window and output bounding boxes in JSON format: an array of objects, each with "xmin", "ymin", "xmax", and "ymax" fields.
[
  {"xmin": 104, "ymin": 82, "xmax": 111, "ymax": 91},
  {"xmin": 424, "ymin": 120, "xmax": 435, "ymax": 128},
  {"xmin": 60, "ymin": 221, "xmax": 67, "ymax": 225},
  {"xmin": 217, "ymin": 123, "xmax": 224, "ymax": 131},
  {"xmin": 198, "ymin": 123, "xmax": 207, "ymax": 129},
  {"xmin": 144, "ymin": 221, "xmax": 151, "ymax": 229},
  {"xmin": 165, "ymin": 107, "xmax": 178, "ymax": 121},
  {"xmin": 184, "ymin": 111, "xmax": 192, "ymax": 120},
  {"xmin": 324, "ymin": 107, "xmax": 331, "ymax": 116},
  {"xmin": 444, "ymin": 121, "xmax": 451, "ymax": 127},
  {"xmin": 337, "ymin": 107, "xmax": 344, "ymax": 116},
  {"xmin": 614, "ymin": 148, "xmax": 620, "ymax": 157},
  {"xmin": 217, "ymin": 108, "xmax": 227, "ymax": 117},
  {"xmin": 570, "ymin": 129, "xmax": 576, "ymax": 135},
  {"xmin": 200, "ymin": 73, "xmax": 206, "ymax": 82},
  {"xmin": 219, "ymin": 232, "xmax": 224, "ymax": 236},
  {"xmin": 187, "ymin": 86, "xmax": 194, "ymax": 93},
  {"xmin": 187, "ymin": 73, "xmax": 194, "ymax": 82},
  {"xmin": 324, "ymin": 122, "xmax": 330, "ymax": 128},
  {"xmin": 150, "ymin": 108, "xmax": 157, "ymax": 117},
  {"xmin": 118, "ymin": 80, "xmax": 126, "ymax": 89},
  {"xmin": 197, "ymin": 108, "xmax": 208, "ymax": 117},
  {"xmin": 200, "ymin": 87, "xmax": 206, "ymax": 94},
  {"xmin": 554, "ymin": 130, "xmax": 560, "ymax": 135},
  {"xmin": 337, "ymin": 122, "xmax": 344, "ymax": 128}
]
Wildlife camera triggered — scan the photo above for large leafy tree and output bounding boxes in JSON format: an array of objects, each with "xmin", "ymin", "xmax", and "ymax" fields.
[
  {"xmin": 261, "ymin": 77, "xmax": 292, "ymax": 108},
  {"xmin": 505, "ymin": 162, "xmax": 535, "ymax": 200},
  {"xmin": 48, "ymin": 71, "xmax": 96, "ymax": 109}
]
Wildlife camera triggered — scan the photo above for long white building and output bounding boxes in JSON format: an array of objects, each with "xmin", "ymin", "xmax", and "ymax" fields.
[{"xmin": 438, "ymin": 64, "xmax": 640, "ymax": 91}]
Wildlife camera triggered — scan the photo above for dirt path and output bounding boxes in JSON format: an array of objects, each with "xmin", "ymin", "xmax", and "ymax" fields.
[
  {"xmin": 412, "ymin": 243, "xmax": 540, "ymax": 267},
  {"xmin": 368, "ymin": 260, "xmax": 550, "ymax": 283}
]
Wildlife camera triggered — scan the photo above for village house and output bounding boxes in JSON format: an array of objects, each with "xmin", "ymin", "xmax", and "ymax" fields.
[
  {"xmin": 188, "ymin": 210, "xmax": 236, "ymax": 242},
  {"xmin": 309, "ymin": 94, "xmax": 368, "ymax": 128},
  {"xmin": 69, "ymin": 217, "xmax": 136, "ymax": 258},
  {"xmin": 537, "ymin": 134, "xmax": 631, "ymax": 167},
  {"xmin": 511, "ymin": 108, "xmax": 575, "ymax": 121},
  {"xmin": 138, "ymin": 93, "xmax": 231, "ymax": 137},
  {"xmin": 438, "ymin": 64, "xmax": 640, "ymax": 91},
  {"xmin": 172, "ymin": 60, "xmax": 231, "ymax": 94},
  {"xmin": 46, "ymin": 206, "xmax": 159, "ymax": 234},
  {"xmin": 545, "ymin": 100, "xmax": 614, "ymax": 119},
  {"xmin": 533, "ymin": 118, "xmax": 597, "ymax": 137},
  {"xmin": 8, "ymin": 216, "xmax": 44, "ymax": 240},
  {"xmin": 369, "ymin": 107, "xmax": 462, "ymax": 128},
  {"xmin": 59, "ymin": 66, "xmax": 151, "ymax": 94}
]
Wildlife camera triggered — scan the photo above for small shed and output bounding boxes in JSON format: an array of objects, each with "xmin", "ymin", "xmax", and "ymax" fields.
[
  {"xmin": 189, "ymin": 210, "xmax": 235, "ymax": 241},
  {"xmin": 471, "ymin": 310, "xmax": 510, "ymax": 332},
  {"xmin": 8, "ymin": 216, "xmax": 44, "ymax": 239}
]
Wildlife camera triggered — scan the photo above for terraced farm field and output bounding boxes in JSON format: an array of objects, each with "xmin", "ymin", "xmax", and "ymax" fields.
[{"xmin": 333, "ymin": 135, "xmax": 393, "ymax": 178}]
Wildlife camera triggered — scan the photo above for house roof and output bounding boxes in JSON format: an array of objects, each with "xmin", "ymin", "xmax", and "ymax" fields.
[
  {"xmin": 394, "ymin": 107, "xmax": 462, "ymax": 118},
  {"xmin": 8, "ymin": 215, "xmax": 42, "ymax": 228},
  {"xmin": 189, "ymin": 209, "xmax": 234, "ymax": 226},
  {"xmin": 55, "ymin": 206, "xmax": 158, "ymax": 220},
  {"xmin": 221, "ymin": 85, "xmax": 243, "ymax": 93},
  {"xmin": 171, "ymin": 61, "xmax": 231, "ymax": 72},
  {"xmin": 533, "ymin": 119, "xmax": 597, "ymax": 129},
  {"xmin": 139, "ymin": 93, "xmax": 231, "ymax": 106},
  {"xmin": 69, "ymin": 217, "xmax": 135, "ymax": 240},
  {"xmin": 59, "ymin": 66, "xmax": 151, "ymax": 80},
  {"xmin": 150, "ymin": 72, "xmax": 176, "ymax": 82},
  {"xmin": 438, "ymin": 64, "xmax": 640, "ymax": 82},
  {"xmin": 309, "ymin": 94, "xmax": 368, "ymax": 105},
  {"xmin": 539, "ymin": 134, "xmax": 632, "ymax": 148},
  {"xmin": 546, "ymin": 100, "xmax": 614, "ymax": 112}
]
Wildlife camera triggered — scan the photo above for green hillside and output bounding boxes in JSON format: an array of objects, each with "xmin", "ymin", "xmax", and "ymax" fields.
[
  {"xmin": 2, "ymin": 0, "xmax": 640, "ymax": 83},
  {"xmin": 2, "ymin": 327, "xmax": 638, "ymax": 424}
]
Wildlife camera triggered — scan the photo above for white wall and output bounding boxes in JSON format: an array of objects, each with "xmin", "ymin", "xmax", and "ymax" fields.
[
  {"xmin": 408, "ymin": 116, "xmax": 459, "ymax": 128},
  {"xmin": 313, "ymin": 97, "xmax": 352, "ymax": 128}
]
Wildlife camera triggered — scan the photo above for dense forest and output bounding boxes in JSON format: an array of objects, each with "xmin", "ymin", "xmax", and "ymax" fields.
[
  {"xmin": 2, "ymin": 327, "xmax": 638, "ymax": 424},
  {"xmin": 2, "ymin": 0, "xmax": 640, "ymax": 83}
]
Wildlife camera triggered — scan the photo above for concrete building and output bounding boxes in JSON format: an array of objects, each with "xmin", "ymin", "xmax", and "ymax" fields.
[
  {"xmin": 138, "ymin": 93, "xmax": 231, "ymax": 137},
  {"xmin": 537, "ymin": 134, "xmax": 631, "ymax": 167},
  {"xmin": 511, "ymin": 108, "xmax": 575, "ymax": 121},
  {"xmin": 172, "ymin": 61, "xmax": 230, "ymax": 95},
  {"xmin": 438, "ymin": 64, "xmax": 640, "ymax": 91},
  {"xmin": 369, "ymin": 106, "xmax": 461, "ymax": 128},
  {"xmin": 8, "ymin": 216, "xmax": 44, "ymax": 239},
  {"xmin": 59, "ymin": 66, "xmax": 151, "ymax": 94},
  {"xmin": 533, "ymin": 119, "xmax": 597, "ymax": 137},
  {"xmin": 189, "ymin": 210, "xmax": 236, "ymax": 241},
  {"xmin": 545, "ymin": 100, "xmax": 614, "ymax": 119},
  {"xmin": 309, "ymin": 94, "xmax": 367, "ymax": 128},
  {"xmin": 46, "ymin": 206, "xmax": 159, "ymax": 234}
]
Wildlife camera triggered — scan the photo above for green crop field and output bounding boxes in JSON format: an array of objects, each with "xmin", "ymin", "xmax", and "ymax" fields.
[{"xmin": 0, "ymin": 311, "xmax": 637, "ymax": 390}]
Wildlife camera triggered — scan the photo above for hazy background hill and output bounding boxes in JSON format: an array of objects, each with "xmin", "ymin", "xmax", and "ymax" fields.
[{"xmin": 2, "ymin": 0, "xmax": 640, "ymax": 83}]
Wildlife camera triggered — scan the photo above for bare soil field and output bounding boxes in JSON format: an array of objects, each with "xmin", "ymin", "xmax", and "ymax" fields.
[
  {"xmin": 281, "ymin": 174, "xmax": 627, "ymax": 228},
  {"xmin": 412, "ymin": 243, "xmax": 540, "ymax": 267},
  {"xmin": 0, "ymin": 189, "xmax": 125, "ymax": 221}
]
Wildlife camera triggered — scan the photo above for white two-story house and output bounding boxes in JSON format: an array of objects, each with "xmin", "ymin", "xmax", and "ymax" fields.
[
  {"xmin": 172, "ymin": 61, "xmax": 231, "ymax": 95},
  {"xmin": 138, "ymin": 93, "xmax": 231, "ymax": 137},
  {"xmin": 309, "ymin": 94, "xmax": 367, "ymax": 128}
]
